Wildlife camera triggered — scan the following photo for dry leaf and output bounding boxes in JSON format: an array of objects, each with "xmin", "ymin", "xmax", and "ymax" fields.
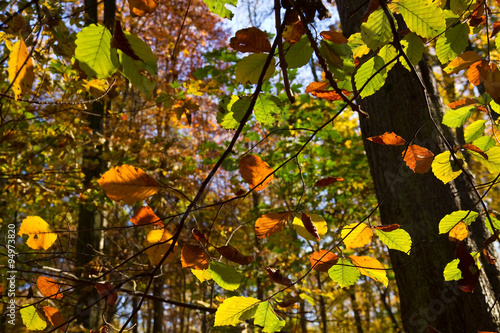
[
  {"xmin": 462, "ymin": 144, "xmax": 488, "ymax": 160},
  {"xmin": 37, "ymin": 276, "xmax": 63, "ymax": 300},
  {"xmin": 229, "ymin": 27, "xmax": 271, "ymax": 53},
  {"xmin": 374, "ymin": 224, "xmax": 400, "ymax": 232},
  {"xmin": 482, "ymin": 248, "xmax": 496, "ymax": 264},
  {"xmin": 181, "ymin": 244, "xmax": 209, "ymax": 270},
  {"xmin": 467, "ymin": 60, "xmax": 490, "ymax": 86},
  {"xmin": 314, "ymin": 177, "xmax": 344, "ymax": 187},
  {"xmin": 18, "ymin": 217, "xmax": 57, "ymax": 250},
  {"xmin": 403, "ymin": 144, "xmax": 434, "ymax": 174},
  {"xmin": 216, "ymin": 245, "xmax": 253, "ymax": 265},
  {"xmin": 491, "ymin": 22, "xmax": 500, "ymax": 37},
  {"xmin": 255, "ymin": 212, "xmax": 291, "ymax": 238},
  {"xmin": 43, "ymin": 306, "xmax": 65, "ymax": 331},
  {"xmin": 95, "ymin": 283, "xmax": 118, "ymax": 306},
  {"xmin": 447, "ymin": 98, "xmax": 478, "ymax": 109},
  {"xmin": 130, "ymin": 205, "xmax": 162, "ymax": 226},
  {"xmin": 310, "ymin": 89, "xmax": 351, "ymax": 101},
  {"xmin": 239, "ymin": 155, "xmax": 274, "ymax": 191},
  {"xmin": 128, "ymin": 0, "xmax": 157, "ymax": 17},
  {"xmin": 444, "ymin": 51, "xmax": 482, "ymax": 74},
  {"xmin": 367, "ymin": 132, "xmax": 406, "ymax": 146},
  {"xmin": 484, "ymin": 64, "xmax": 500, "ymax": 102},
  {"xmin": 302, "ymin": 212, "xmax": 320, "ymax": 241},
  {"xmin": 265, "ymin": 267, "xmax": 292, "ymax": 286},
  {"xmin": 321, "ymin": 30, "xmax": 348, "ymax": 44},
  {"xmin": 111, "ymin": 21, "xmax": 141, "ymax": 61},
  {"xmin": 276, "ymin": 295, "xmax": 301, "ymax": 307},
  {"xmin": 8, "ymin": 37, "xmax": 34, "ymax": 99},
  {"xmin": 282, "ymin": 21, "xmax": 305, "ymax": 44},
  {"xmin": 192, "ymin": 228, "xmax": 208, "ymax": 245},
  {"xmin": 309, "ymin": 250, "xmax": 339, "ymax": 272},
  {"xmin": 305, "ymin": 81, "xmax": 328, "ymax": 93},
  {"xmin": 98, "ymin": 165, "xmax": 162, "ymax": 204},
  {"xmin": 144, "ymin": 229, "xmax": 178, "ymax": 266}
]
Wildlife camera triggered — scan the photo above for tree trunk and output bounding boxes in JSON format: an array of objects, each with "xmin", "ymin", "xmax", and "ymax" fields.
[{"xmin": 335, "ymin": 1, "xmax": 500, "ymax": 332}]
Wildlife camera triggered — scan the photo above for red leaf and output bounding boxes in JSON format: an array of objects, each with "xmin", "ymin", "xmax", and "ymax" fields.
[
  {"xmin": 302, "ymin": 212, "xmax": 320, "ymax": 241},
  {"xmin": 467, "ymin": 60, "xmax": 490, "ymax": 86},
  {"xmin": 374, "ymin": 224, "xmax": 400, "ymax": 232},
  {"xmin": 367, "ymin": 132, "xmax": 406, "ymax": 146},
  {"xmin": 310, "ymin": 89, "xmax": 351, "ymax": 101},
  {"xmin": 456, "ymin": 242, "xmax": 479, "ymax": 293},
  {"xmin": 276, "ymin": 295, "xmax": 301, "ymax": 307},
  {"xmin": 447, "ymin": 98, "xmax": 478, "ymax": 109},
  {"xmin": 462, "ymin": 144, "xmax": 488, "ymax": 160},
  {"xmin": 305, "ymin": 81, "xmax": 328, "ymax": 93},
  {"xmin": 314, "ymin": 177, "xmax": 344, "ymax": 187},
  {"xmin": 216, "ymin": 245, "xmax": 253, "ymax": 265},
  {"xmin": 309, "ymin": 250, "xmax": 339, "ymax": 272},
  {"xmin": 265, "ymin": 267, "xmax": 292, "ymax": 286},
  {"xmin": 492, "ymin": 22, "xmax": 500, "ymax": 38},
  {"xmin": 255, "ymin": 212, "xmax": 291, "ymax": 239},
  {"xmin": 192, "ymin": 228, "xmax": 208, "ymax": 245},
  {"xmin": 402, "ymin": 144, "xmax": 434, "ymax": 174},
  {"xmin": 95, "ymin": 283, "xmax": 118, "ymax": 306}
]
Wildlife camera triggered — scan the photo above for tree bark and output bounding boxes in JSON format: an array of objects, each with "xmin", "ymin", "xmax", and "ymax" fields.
[{"xmin": 335, "ymin": 1, "xmax": 500, "ymax": 332}]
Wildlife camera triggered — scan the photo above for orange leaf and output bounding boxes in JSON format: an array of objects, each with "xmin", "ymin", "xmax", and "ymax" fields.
[
  {"xmin": 467, "ymin": 60, "xmax": 490, "ymax": 86},
  {"xmin": 444, "ymin": 51, "xmax": 482, "ymax": 74},
  {"xmin": 98, "ymin": 165, "xmax": 162, "ymax": 204},
  {"xmin": 255, "ymin": 212, "xmax": 291, "ymax": 238},
  {"xmin": 239, "ymin": 154, "xmax": 274, "ymax": 191},
  {"xmin": 216, "ymin": 245, "xmax": 253, "ymax": 265},
  {"xmin": 302, "ymin": 212, "xmax": 320, "ymax": 241},
  {"xmin": 229, "ymin": 27, "xmax": 271, "ymax": 53},
  {"xmin": 309, "ymin": 250, "xmax": 339, "ymax": 272},
  {"xmin": 192, "ymin": 228, "xmax": 208, "ymax": 245},
  {"xmin": 321, "ymin": 30, "xmax": 348, "ymax": 44},
  {"xmin": 43, "ymin": 306, "xmax": 65, "ymax": 331},
  {"xmin": 314, "ymin": 177, "xmax": 344, "ymax": 187},
  {"xmin": 95, "ymin": 283, "xmax": 118, "ymax": 306},
  {"xmin": 449, "ymin": 221, "xmax": 468, "ymax": 242},
  {"xmin": 305, "ymin": 81, "xmax": 328, "ymax": 93},
  {"xmin": 265, "ymin": 267, "xmax": 292, "ymax": 286},
  {"xmin": 111, "ymin": 21, "xmax": 141, "ymax": 61},
  {"xmin": 447, "ymin": 98, "xmax": 479, "ymax": 109},
  {"xmin": 181, "ymin": 244, "xmax": 209, "ymax": 270},
  {"xmin": 283, "ymin": 21, "xmax": 305, "ymax": 44},
  {"xmin": 403, "ymin": 144, "xmax": 434, "ymax": 174},
  {"xmin": 374, "ymin": 224, "xmax": 400, "ymax": 232},
  {"xmin": 367, "ymin": 132, "xmax": 406, "ymax": 146},
  {"xmin": 128, "ymin": 0, "xmax": 157, "ymax": 17},
  {"xmin": 130, "ymin": 205, "xmax": 162, "ymax": 226},
  {"xmin": 482, "ymin": 248, "xmax": 496, "ymax": 265},
  {"xmin": 491, "ymin": 22, "xmax": 500, "ymax": 37},
  {"xmin": 462, "ymin": 144, "xmax": 488, "ymax": 160},
  {"xmin": 310, "ymin": 89, "xmax": 351, "ymax": 101},
  {"xmin": 37, "ymin": 276, "xmax": 62, "ymax": 300}
]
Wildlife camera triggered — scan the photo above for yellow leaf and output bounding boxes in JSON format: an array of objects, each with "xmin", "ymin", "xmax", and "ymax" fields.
[
  {"xmin": 349, "ymin": 255, "xmax": 388, "ymax": 287},
  {"xmin": 255, "ymin": 212, "xmax": 291, "ymax": 238},
  {"xmin": 144, "ymin": 229, "xmax": 178, "ymax": 265},
  {"xmin": 37, "ymin": 276, "xmax": 63, "ymax": 300},
  {"xmin": 18, "ymin": 216, "xmax": 57, "ymax": 250},
  {"xmin": 214, "ymin": 296, "xmax": 260, "ymax": 327},
  {"xmin": 98, "ymin": 165, "xmax": 162, "ymax": 204},
  {"xmin": 20, "ymin": 305, "xmax": 46, "ymax": 331},
  {"xmin": 292, "ymin": 214, "xmax": 327, "ymax": 242},
  {"xmin": 449, "ymin": 221, "xmax": 468, "ymax": 242},
  {"xmin": 8, "ymin": 37, "xmax": 34, "ymax": 99},
  {"xmin": 191, "ymin": 268, "xmax": 212, "ymax": 282},
  {"xmin": 238, "ymin": 155, "xmax": 274, "ymax": 191},
  {"xmin": 341, "ymin": 222, "xmax": 373, "ymax": 248}
]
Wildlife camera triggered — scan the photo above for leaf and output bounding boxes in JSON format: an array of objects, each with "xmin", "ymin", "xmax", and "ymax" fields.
[
  {"xmin": 229, "ymin": 27, "xmax": 271, "ymax": 53},
  {"xmin": 42, "ymin": 306, "xmax": 65, "ymax": 331},
  {"xmin": 144, "ymin": 229, "xmax": 178, "ymax": 265},
  {"xmin": 235, "ymin": 53, "xmax": 275, "ymax": 84},
  {"xmin": 75, "ymin": 24, "xmax": 118, "ymax": 79},
  {"xmin": 367, "ymin": 132, "xmax": 406, "ymax": 145},
  {"xmin": 239, "ymin": 154, "xmax": 274, "ymax": 191},
  {"xmin": 449, "ymin": 221, "xmax": 468, "ymax": 242},
  {"xmin": 349, "ymin": 255, "xmax": 388, "ymax": 287},
  {"xmin": 310, "ymin": 89, "xmax": 351, "ymax": 101},
  {"xmin": 482, "ymin": 248, "xmax": 497, "ymax": 265},
  {"xmin": 375, "ymin": 228, "xmax": 412, "ymax": 254},
  {"xmin": 216, "ymin": 245, "xmax": 253, "ymax": 265},
  {"xmin": 309, "ymin": 250, "xmax": 339, "ymax": 272},
  {"xmin": 37, "ymin": 276, "xmax": 63, "ymax": 300},
  {"xmin": 254, "ymin": 301, "xmax": 286, "ymax": 332},
  {"xmin": 443, "ymin": 51, "xmax": 482, "ymax": 74},
  {"xmin": 464, "ymin": 119, "xmax": 486, "ymax": 142},
  {"xmin": 314, "ymin": 176, "xmax": 344, "ymax": 187},
  {"xmin": 341, "ymin": 222, "xmax": 373, "ymax": 249},
  {"xmin": 214, "ymin": 296, "xmax": 260, "ymax": 326},
  {"xmin": 95, "ymin": 282, "xmax": 118, "ymax": 306},
  {"xmin": 328, "ymin": 258, "xmax": 360, "ymax": 288},
  {"xmin": 360, "ymin": 8, "xmax": 393, "ymax": 50},
  {"xmin": 192, "ymin": 228, "xmax": 209, "ymax": 245},
  {"xmin": 475, "ymin": 146, "xmax": 500, "ymax": 173},
  {"xmin": 20, "ymin": 306, "xmax": 47, "ymax": 331},
  {"xmin": 443, "ymin": 258, "xmax": 462, "ymax": 281},
  {"xmin": 254, "ymin": 94, "xmax": 280, "ymax": 125},
  {"xmin": 355, "ymin": 55, "xmax": 387, "ymax": 97},
  {"xmin": 447, "ymin": 98, "xmax": 478, "ymax": 109},
  {"xmin": 293, "ymin": 213, "xmax": 327, "ymax": 242},
  {"xmin": 181, "ymin": 244, "xmax": 210, "ymax": 270},
  {"xmin": 442, "ymin": 106, "xmax": 474, "ymax": 127},
  {"xmin": 401, "ymin": 32, "xmax": 424, "ymax": 70},
  {"xmin": 305, "ymin": 81, "xmax": 328, "ymax": 93},
  {"xmin": 111, "ymin": 21, "xmax": 141, "ymax": 60},
  {"xmin": 8, "ymin": 37, "xmax": 34, "ymax": 99},
  {"xmin": 208, "ymin": 261, "xmax": 241, "ymax": 291},
  {"xmin": 128, "ymin": 0, "xmax": 157, "ymax": 17},
  {"xmin": 398, "ymin": 0, "xmax": 445, "ymax": 38},
  {"xmin": 374, "ymin": 224, "xmax": 401, "ymax": 232},
  {"xmin": 438, "ymin": 210, "xmax": 478, "ymax": 234},
  {"xmin": 130, "ymin": 206, "xmax": 162, "ymax": 226},
  {"xmin": 98, "ymin": 165, "xmax": 162, "ymax": 204},
  {"xmin": 456, "ymin": 242, "xmax": 479, "ymax": 292},
  {"xmin": 255, "ymin": 212, "xmax": 291, "ymax": 239},
  {"xmin": 436, "ymin": 23, "xmax": 469, "ymax": 64},
  {"xmin": 191, "ymin": 268, "xmax": 212, "ymax": 282},
  {"xmin": 472, "ymin": 136, "xmax": 496, "ymax": 151},
  {"xmin": 467, "ymin": 60, "xmax": 490, "ymax": 86},
  {"xmin": 265, "ymin": 267, "xmax": 292, "ymax": 286},
  {"xmin": 462, "ymin": 144, "xmax": 488, "ymax": 160},
  {"xmin": 403, "ymin": 144, "xmax": 434, "ymax": 174},
  {"xmin": 276, "ymin": 296, "xmax": 301, "ymax": 308},
  {"xmin": 484, "ymin": 214, "xmax": 500, "ymax": 234},
  {"xmin": 203, "ymin": 0, "xmax": 237, "ymax": 19},
  {"xmin": 18, "ymin": 216, "xmax": 57, "ymax": 250},
  {"xmin": 285, "ymin": 35, "xmax": 313, "ymax": 69},
  {"xmin": 431, "ymin": 151, "xmax": 463, "ymax": 184},
  {"xmin": 321, "ymin": 30, "xmax": 348, "ymax": 44}
]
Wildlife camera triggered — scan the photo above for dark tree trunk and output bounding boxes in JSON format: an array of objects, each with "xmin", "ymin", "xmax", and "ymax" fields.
[{"xmin": 335, "ymin": 1, "xmax": 500, "ymax": 332}]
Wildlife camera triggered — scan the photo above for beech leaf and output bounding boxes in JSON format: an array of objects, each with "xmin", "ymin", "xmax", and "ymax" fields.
[
  {"xmin": 128, "ymin": 0, "xmax": 157, "ymax": 17},
  {"xmin": 143, "ymin": 229, "xmax": 178, "ymax": 265},
  {"xmin": 229, "ymin": 27, "xmax": 271, "ymax": 53},
  {"xmin": 367, "ymin": 132, "xmax": 406, "ymax": 146},
  {"xmin": 214, "ymin": 296, "xmax": 260, "ymax": 326},
  {"xmin": 265, "ymin": 267, "xmax": 292, "ymax": 286},
  {"xmin": 42, "ymin": 306, "xmax": 65, "ymax": 331},
  {"xmin": 349, "ymin": 255, "xmax": 388, "ymax": 287},
  {"xmin": 181, "ymin": 244, "xmax": 210, "ymax": 270},
  {"xmin": 341, "ymin": 222, "xmax": 373, "ymax": 249},
  {"xmin": 255, "ymin": 212, "xmax": 291, "ymax": 238},
  {"xmin": 374, "ymin": 224, "xmax": 400, "ymax": 232},
  {"xmin": 443, "ymin": 51, "xmax": 482, "ymax": 74},
  {"xmin": 448, "ymin": 221, "xmax": 468, "ymax": 242},
  {"xmin": 309, "ymin": 250, "xmax": 339, "ymax": 272},
  {"xmin": 95, "ymin": 282, "xmax": 118, "ymax": 306},
  {"xmin": 130, "ymin": 205, "xmax": 163, "ymax": 226},
  {"xmin": 192, "ymin": 228, "xmax": 209, "ymax": 245},
  {"xmin": 305, "ymin": 81, "xmax": 328, "ymax": 93},
  {"xmin": 321, "ymin": 30, "xmax": 348, "ymax": 44},
  {"xmin": 20, "ymin": 306, "xmax": 47, "ymax": 331},
  {"xmin": 18, "ymin": 216, "xmax": 57, "ymax": 250},
  {"xmin": 314, "ymin": 176, "xmax": 344, "ymax": 187},
  {"xmin": 8, "ymin": 37, "xmax": 34, "ymax": 99},
  {"xmin": 111, "ymin": 21, "xmax": 141, "ymax": 60},
  {"xmin": 328, "ymin": 258, "xmax": 360, "ymax": 288},
  {"xmin": 456, "ymin": 242, "xmax": 479, "ymax": 292},
  {"xmin": 293, "ymin": 214, "xmax": 327, "ymax": 241},
  {"xmin": 216, "ymin": 244, "xmax": 253, "ymax": 265},
  {"xmin": 208, "ymin": 261, "xmax": 241, "ymax": 291},
  {"xmin": 375, "ymin": 228, "xmax": 412, "ymax": 254},
  {"xmin": 447, "ymin": 98, "xmax": 478, "ymax": 109},
  {"xmin": 239, "ymin": 154, "xmax": 274, "ymax": 191},
  {"xmin": 37, "ymin": 276, "xmax": 63, "ymax": 300},
  {"xmin": 402, "ymin": 144, "xmax": 434, "ymax": 174}
]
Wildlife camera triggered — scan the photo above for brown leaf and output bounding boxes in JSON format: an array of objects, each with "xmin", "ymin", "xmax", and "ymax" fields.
[
  {"xmin": 321, "ymin": 30, "xmax": 348, "ymax": 44},
  {"xmin": 374, "ymin": 224, "xmax": 400, "ymax": 232},
  {"xmin": 43, "ymin": 306, "xmax": 66, "ymax": 331},
  {"xmin": 484, "ymin": 64, "xmax": 500, "ymax": 102},
  {"xmin": 128, "ymin": 0, "xmax": 157, "ymax": 17},
  {"xmin": 309, "ymin": 250, "xmax": 339, "ymax": 272},
  {"xmin": 239, "ymin": 154, "xmax": 274, "ymax": 191},
  {"xmin": 482, "ymin": 248, "xmax": 497, "ymax": 264},
  {"xmin": 447, "ymin": 98, "xmax": 479, "ymax": 109},
  {"xmin": 456, "ymin": 242, "xmax": 479, "ymax": 292},
  {"xmin": 403, "ymin": 144, "xmax": 434, "ymax": 174},
  {"xmin": 255, "ymin": 212, "xmax": 291, "ymax": 239},
  {"xmin": 361, "ymin": 0, "xmax": 381, "ymax": 23},
  {"xmin": 216, "ymin": 244, "xmax": 253, "ymax": 265},
  {"xmin": 467, "ymin": 60, "xmax": 490, "ymax": 86},
  {"xmin": 314, "ymin": 177, "xmax": 344, "ymax": 187},
  {"xmin": 130, "ymin": 205, "xmax": 162, "ymax": 226},
  {"xmin": 276, "ymin": 295, "xmax": 301, "ymax": 307},
  {"xmin": 310, "ymin": 89, "xmax": 351, "ymax": 101},
  {"xmin": 367, "ymin": 132, "xmax": 406, "ymax": 146},
  {"xmin": 111, "ymin": 21, "xmax": 141, "ymax": 61},
  {"xmin": 37, "ymin": 276, "xmax": 63, "ymax": 300},
  {"xmin": 302, "ymin": 212, "xmax": 320, "ymax": 241},
  {"xmin": 229, "ymin": 27, "xmax": 271, "ymax": 53},
  {"xmin": 462, "ymin": 144, "xmax": 488, "ymax": 160},
  {"xmin": 265, "ymin": 267, "xmax": 292, "ymax": 286},
  {"xmin": 444, "ymin": 51, "xmax": 482, "ymax": 74},
  {"xmin": 192, "ymin": 229, "xmax": 208, "ymax": 245},
  {"xmin": 492, "ymin": 22, "xmax": 500, "ymax": 37},
  {"xmin": 283, "ymin": 21, "xmax": 305, "ymax": 44},
  {"xmin": 181, "ymin": 244, "xmax": 209, "ymax": 270},
  {"xmin": 95, "ymin": 283, "xmax": 118, "ymax": 306},
  {"xmin": 305, "ymin": 81, "xmax": 328, "ymax": 93}
]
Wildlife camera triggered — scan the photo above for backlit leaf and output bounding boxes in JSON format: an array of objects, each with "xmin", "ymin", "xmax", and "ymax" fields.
[
  {"xmin": 265, "ymin": 267, "xmax": 292, "ymax": 286},
  {"xmin": 443, "ymin": 51, "xmax": 482, "ymax": 74},
  {"xmin": 111, "ymin": 21, "xmax": 141, "ymax": 60},
  {"xmin": 349, "ymin": 255, "xmax": 388, "ymax": 287},
  {"xmin": 447, "ymin": 98, "xmax": 478, "ymax": 109},
  {"xmin": 449, "ymin": 221, "xmax": 468, "ymax": 242},
  {"xmin": 401, "ymin": 32, "xmax": 424, "ymax": 70},
  {"xmin": 314, "ymin": 176, "xmax": 344, "ymax": 187},
  {"xmin": 309, "ymin": 250, "xmax": 339, "ymax": 272},
  {"xmin": 192, "ymin": 229, "xmax": 209, "ymax": 245},
  {"xmin": 328, "ymin": 258, "xmax": 360, "ymax": 288},
  {"xmin": 321, "ymin": 30, "xmax": 348, "ymax": 44},
  {"xmin": 285, "ymin": 35, "xmax": 313, "ymax": 69},
  {"xmin": 239, "ymin": 154, "xmax": 274, "ymax": 191},
  {"xmin": 293, "ymin": 214, "xmax": 327, "ymax": 242},
  {"xmin": 443, "ymin": 258, "xmax": 462, "ymax": 281},
  {"xmin": 374, "ymin": 224, "xmax": 400, "ymax": 232},
  {"xmin": 305, "ymin": 81, "xmax": 328, "ymax": 93},
  {"xmin": 37, "ymin": 276, "xmax": 63, "ymax": 300},
  {"xmin": 367, "ymin": 132, "xmax": 406, "ymax": 145},
  {"xmin": 144, "ymin": 229, "xmax": 178, "ymax": 265},
  {"xmin": 467, "ymin": 60, "xmax": 490, "ymax": 86},
  {"xmin": 438, "ymin": 210, "xmax": 478, "ymax": 234},
  {"xmin": 230, "ymin": 27, "xmax": 271, "ymax": 53},
  {"xmin": 341, "ymin": 222, "xmax": 373, "ymax": 248},
  {"xmin": 402, "ymin": 144, "xmax": 434, "ymax": 174},
  {"xmin": 255, "ymin": 212, "xmax": 291, "ymax": 238},
  {"xmin": 472, "ymin": 136, "xmax": 496, "ymax": 151},
  {"xmin": 235, "ymin": 53, "xmax": 275, "ymax": 84},
  {"xmin": 355, "ymin": 55, "xmax": 387, "ymax": 97},
  {"xmin": 462, "ymin": 144, "xmax": 488, "ymax": 160},
  {"xmin": 436, "ymin": 23, "xmax": 469, "ymax": 64},
  {"xmin": 254, "ymin": 301, "xmax": 286, "ymax": 332},
  {"xmin": 375, "ymin": 228, "xmax": 412, "ymax": 254},
  {"xmin": 181, "ymin": 244, "xmax": 210, "ymax": 270},
  {"xmin": 8, "ymin": 37, "xmax": 34, "ymax": 99},
  {"xmin": 42, "ymin": 306, "xmax": 65, "ymax": 331},
  {"xmin": 208, "ymin": 261, "xmax": 241, "ymax": 291},
  {"xmin": 191, "ymin": 268, "xmax": 212, "ymax": 282},
  {"xmin": 464, "ymin": 120, "xmax": 486, "ymax": 142},
  {"xmin": 216, "ymin": 245, "xmax": 253, "ymax": 265},
  {"xmin": 482, "ymin": 248, "xmax": 497, "ymax": 265},
  {"xmin": 203, "ymin": 0, "xmax": 237, "ymax": 19},
  {"xmin": 98, "ymin": 165, "xmax": 162, "ymax": 204},
  {"xmin": 254, "ymin": 94, "xmax": 280, "ymax": 125},
  {"xmin": 20, "ymin": 306, "xmax": 47, "ymax": 331},
  {"xmin": 130, "ymin": 206, "xmax": 162, "ymax": 226},
  {"xmin": 95, "ymin": 282, "xmax": 118, "ymax": 306},
  {"xmin": 214, "ymin": 296, "xmax": 260, "ymax": 326},
  {"xmin": 310, "ymin": 89, "xmax": 351, "ymax": 101},
  {"xmin": 18, "ymin": 216, "xmax": 57, "ymax": 250},
  {"xmin": 475, "ymin": 146, "xmax": 500, "ymax": 173},
  {"xmin": 484, "ymin": 214, "xmax": 500, "ymax": 234},
  {"xmin": 431, "ymin": 151, "xmax": 463, "ymax": 184},
  {"xmin": 128, "ymin": 0, "xmax": 157, "ymax": 17},
  {"xmin": 398, "ymin": 0, "xmax": 445, "ymax": 38},
  {"xmin": 442, "ymin": 106, "xmax": 474, "ymax": 127},
  {"xmin": 360, "ymin": 8, "xmax": 393, "ymax": 50}
]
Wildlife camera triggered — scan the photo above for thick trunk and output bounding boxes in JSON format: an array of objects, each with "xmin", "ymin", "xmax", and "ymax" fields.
[{"xmin": 335, "ymin": 1, "xmax": 500, "ymax": 332}]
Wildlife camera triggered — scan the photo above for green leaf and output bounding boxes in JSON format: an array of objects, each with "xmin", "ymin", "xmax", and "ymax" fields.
[
  {"xmin": 75, "ymin": 24, "xmax": 119, "ymax": 79},
  {"xmin": 235, "ymin": 54, "xmax": 275, "ymax": 84},
  {"xmin": 119, "ymin": 52, "xmax": 156, "ymax": 98},
  {"xmin": 355, "ymin": 55, "xmax": 387, "ymax": 98},
  {"xmin": 254, "ymin": 94, "xmax": 280, "ymax": 125},
  {"xmin": 378, "ymin": 44, "xmax": 398, "ymax": 73},
  {"xmin": 207, "ymin": 261, "xmax": 241, "ymax": 291},
  {"xmin": 490, "ymin": 99, "xmax": 500, "ymax": 114},
  {"xmin": 202, "ymin": 0, "xmax": 237, "ymax": 19},
  {"xmin": 450, "ymin": 0, "xmax": 474, "ymax": 15},
  {"xmin": 285, "ymin": 35, "xmax": 313, "ymax": 69},
  {"xmin": 472, "ymin": 136, "xmax": 496, "ymax": 151},
  {"xmin": 254, "ymin": 301, "xmax": 286, "ymax": 333},
  {"xmin": 479, "ymin": 146, "xmax": 500, "ymax": 173},
  {"xmin": 443, "ymin": 259, "xmax": 462, "ymax": 281},
  {"xmin": 485, "ymin": 215, "xmax": 500, "ymax": 234},
  {"xmin": 438, "ymin": 210, "xmax": 478, "ymax": 234},
  {"xmin": 464, "ymin": 120, "xmax": 486, "ymax": 142},
  {"xmin": 431, "ymin": 151, "xmax": 463, "ymax": 184},
  {"xmin": 375, "ymin": 228, "xmax": 412, "ymax": 254},
  {"xmin": 360, "ymin": 8, "xmax": 393, "ymax": 50},
  {"xmin": 398, "ymin": 0, "xmax": 446, "ymax": 38},
  {"xmin": 401, "ymin": 32, "xmax": 424, "ymax": 71},
  {"xmin": 442, "ymin": 107, "xmax": 474, "ymax": 127},
  {"xmin": 214, "ymin": 296, "xmax": 260, "ymax": 326},
  {"xmin": 20, "ymin": 306, "xmax": 47, "ymax": 331},
  {"xmin": 328, "ymin": 258, "xmax": 360, "ymax": 288},
  {"xmin": 436, "ymin": 23, "xmax": 469, "ymax": 64}
]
